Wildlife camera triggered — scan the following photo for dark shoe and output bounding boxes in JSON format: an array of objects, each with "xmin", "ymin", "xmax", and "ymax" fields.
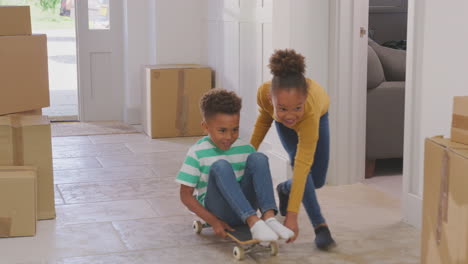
[
  {"xmin": 276, "ymin": 183, "xmax": 289, "ymax": 216},
  {"xmin": 314, "ymin": 225, "xmax": 336, "ymax": 250}
]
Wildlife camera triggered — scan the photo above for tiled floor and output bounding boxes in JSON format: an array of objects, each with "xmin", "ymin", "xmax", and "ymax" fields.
[{"xmin": 0, "ymin": 133, "xmax": 420, "ymax": 264}]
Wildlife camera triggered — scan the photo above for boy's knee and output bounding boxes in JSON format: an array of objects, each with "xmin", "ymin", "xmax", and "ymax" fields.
[
  {"xmin": 247, "ymin": 152, "xmax": 268, "ymax": 164},
  {"xmin": 211, "ymin": 159, "xmax": 231, "ymax": 172}
]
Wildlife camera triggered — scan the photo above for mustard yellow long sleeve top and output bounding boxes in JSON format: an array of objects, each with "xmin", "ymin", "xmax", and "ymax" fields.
[{"xmin": 250, "ymin": 78, "xmax": 330, "ymax": 213}]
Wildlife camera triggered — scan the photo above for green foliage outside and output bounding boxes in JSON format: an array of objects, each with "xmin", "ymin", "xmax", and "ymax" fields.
[
  {"xmin": 0, "ymin": 0, "xmax": 74, "ymax": 30},
  {"xmin": 39, "ymin": 0, "xmax": 61, "ymax": 12}
]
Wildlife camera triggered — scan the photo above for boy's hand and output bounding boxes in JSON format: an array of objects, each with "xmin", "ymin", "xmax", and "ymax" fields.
[
  {"xmin": 284, "ymin": 212, "xmax": 299, "ymax": 243},
  {"xmin": 212, "ymin": 219, "xmax": 234, "ymax": 238}
]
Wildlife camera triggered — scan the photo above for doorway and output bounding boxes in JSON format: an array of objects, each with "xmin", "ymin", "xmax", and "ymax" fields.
[{"xmin": 364, "ymin": 0, "xmax": 409, "ymax": 201}]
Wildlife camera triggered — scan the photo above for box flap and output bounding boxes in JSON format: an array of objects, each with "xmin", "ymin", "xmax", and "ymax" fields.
[
  {"xmin": 451, "ymin": 148, "xmax": 468, "ymax": 159},
  {"xmin": 0, "ymin": 115, "xmax": 49, "ymax": 128},
  {"xmin": 428, "ymin": 136, "xmax": 468, "ymax": 150}
]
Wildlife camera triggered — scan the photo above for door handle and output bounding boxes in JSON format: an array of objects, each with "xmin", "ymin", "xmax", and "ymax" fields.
[{"xmin": 360, "ymin": 27, "xmax": 367, "ymax": 38}]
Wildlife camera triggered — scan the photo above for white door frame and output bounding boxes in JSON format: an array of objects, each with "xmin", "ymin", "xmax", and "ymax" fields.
[
  {"xmin": 75, "ymin": 0, "xmax": 125, "ymax": 122},
  {"xmin": 327, "ymin": 0, "xmax": 367, "ymax": 185},
  {"xmin": 329, "ymin": 0, "xmax": 423, "ymax": 227},
  {"xmin": 401, "ymin": 0, "xmax": 424, "ymax": 228}
]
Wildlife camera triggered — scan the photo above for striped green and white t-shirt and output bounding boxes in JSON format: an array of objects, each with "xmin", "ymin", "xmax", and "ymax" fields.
[{"xmin": 176, "ymin": 136, "xmax": 256, "ymax": 206}]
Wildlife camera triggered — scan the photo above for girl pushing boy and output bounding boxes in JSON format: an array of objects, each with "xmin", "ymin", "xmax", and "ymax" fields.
[{"xmin": 177, "ymin": 49, "xmax": 335, "ymax": 250}]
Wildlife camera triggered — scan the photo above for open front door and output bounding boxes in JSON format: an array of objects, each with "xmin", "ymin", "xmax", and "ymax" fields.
[{"xmin": 75, "ymin": 0, "xmax": 124, "ymax": 121}]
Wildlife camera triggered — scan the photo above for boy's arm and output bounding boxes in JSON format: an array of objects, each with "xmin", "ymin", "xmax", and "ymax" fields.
[{"xmin": 179, "ymin": 185, "xmax": 234, "ymax": 238}]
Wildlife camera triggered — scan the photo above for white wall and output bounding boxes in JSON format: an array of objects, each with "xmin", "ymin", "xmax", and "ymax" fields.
[
  {"xmin": 123, "ymin": 0, "xmax": 204, "ymax": 124},
  {"xmin": 270, "ymin": 0, "xmax": 330, "ymax": 179},
  {"xmin": 123, "ymin": 0, "xmax": 156, "ymax": 124},
  {"xmin": 154, "ymin": 0, "xmax": 203, "ymax": 64},
  {"xmin": 200, "ymin": 0, "xmax": 271, "ymax": 140},
  {"xmin": 289, "ymin": 0, "xmax": 329, "ymax": 87},
  {"xmin": 403, "ymin": 0, "xmax": 468, "ymax": 227}
]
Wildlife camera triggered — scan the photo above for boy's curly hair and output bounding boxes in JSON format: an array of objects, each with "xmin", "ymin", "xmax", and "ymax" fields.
[
  {"xmin": 199, "ymin": 89, "xmax": 242, "ymax": 120},
  {"xmin": 269, "ymin": 49, "xmax": 308, "ymax": 95}
]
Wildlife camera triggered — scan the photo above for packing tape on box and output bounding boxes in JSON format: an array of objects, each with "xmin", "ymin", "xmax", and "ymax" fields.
[
  {"xmin": 452, "ymin": 114, "xmax": 468, "ymax": 130},
  {"xmin": 0, "ymin": 217, "xmax": 12, "ymax": 237},
  {"xmin": 175, "ymin": 70, "xmax": 189, "ymax": 136},
  {"xmin": 436, "ymin": 150, "xmax": 450, "ymax": 245},
  {"xmin": 11, "ymin": 116, "xmax": 24, "ymax": 165},
  {"xmin": 0, "ymin": 115, "xmax": 24, "ymax": 165}
]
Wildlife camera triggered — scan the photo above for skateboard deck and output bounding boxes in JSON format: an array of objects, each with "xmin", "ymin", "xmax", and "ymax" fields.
[
  {"xmin": 226, "ymin": 225, "xmax": 260, "ymax": 245},
  {"xmin": 192, "ymin": 220, "xmax": 278, "ymax": 260}
]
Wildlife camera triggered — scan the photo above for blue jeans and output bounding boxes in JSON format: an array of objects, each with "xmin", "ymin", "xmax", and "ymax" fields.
[
  {"xmin": 275, "ymin": 112, "xmax": 330, "ymax": 227},
  {"xmin": 205, "ymin": 152, "xmax": 278, "ymax": 226}
]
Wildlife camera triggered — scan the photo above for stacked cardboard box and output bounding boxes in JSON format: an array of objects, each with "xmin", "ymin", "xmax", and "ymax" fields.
[
  {"xmin": 0, "ymin": 6, "xmax": 32, "ymax": 35},
  {"xmin": 0, "ymin": 114, "xmax": 55, "ymax": 220},
  {"xmin": 0, "ymin": 166, "xmax": 37, "ymax": 237},
  {"xmin": 0, "ymin": 6, "xmax": 55, "ymax": 238},
  {"xmin": 142, "ymin": 64, "xmax": 212, "ymax": 138},
  {"xmin": 0, "ymin": 6, "xmax": 50, "ymax": 115},
  {"xmin": 421, "ymin": 97, "xmax": 468, "ymax": 264}
]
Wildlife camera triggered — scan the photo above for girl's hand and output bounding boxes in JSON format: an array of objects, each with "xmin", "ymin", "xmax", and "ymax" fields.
[
  {"xmin": 284, "ymin": 212, "xmax": 299, "ymax": 243},
  {"xmin": 212, "ymin": 219, "xmax": 234, "ymax": 238}
]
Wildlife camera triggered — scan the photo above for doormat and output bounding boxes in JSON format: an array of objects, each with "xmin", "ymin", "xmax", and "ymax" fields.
[{"xmin": 51, "ymin": 121, "xmax": 140, "ymax": 137}]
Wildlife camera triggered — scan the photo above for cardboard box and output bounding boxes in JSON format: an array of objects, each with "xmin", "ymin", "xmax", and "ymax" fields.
[
  {"xmin": 143, "ymin": 65, "xmax": 212, "ymax": 138},
  {"xmin": 0, "ymin": 6, "xmax": 32, "ymax": 36},
  {"xmin": 0, "ymin": 117, "xmax": 15, "ymax": 166},
  {"xmin": 0, "ymin": 115, "xmax": 55, "ymax": 220},
  {"xmin": 0, "ymin": 109, "xmax": 42, "ymax": 117},
  {"xmin": 451, "ymin": 96, "xmax": 468, "ymax": 145},
  {"xmin": 0, "ymin": 34, "xmax": 50, "ymax": 115},
  {"xmin": 0, "ymin": 166, "xmax": 37, "ymax": 237},
  {"xmin": 421, "ymin": 136, "xmax": 468, "ymax": 264},
  {"xmin": 15, "ymin": 109, "xmax": 43, "ymax": 116}
]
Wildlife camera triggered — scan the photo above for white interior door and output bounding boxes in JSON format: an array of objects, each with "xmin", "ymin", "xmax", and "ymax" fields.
[
  {"xmin": 350, "ymin": 0, "xmax": 369, "ymax": 182},
  {"xmin": 75, "ymin": 0, "xmax": 124, "ymax": 121}
]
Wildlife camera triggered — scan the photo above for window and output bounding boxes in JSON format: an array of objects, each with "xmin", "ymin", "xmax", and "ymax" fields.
[{"xmin": 88, "ymin": 0, "xmax": 109, "ymax": 30}]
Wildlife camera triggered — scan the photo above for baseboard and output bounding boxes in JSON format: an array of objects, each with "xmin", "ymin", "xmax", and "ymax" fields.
[{"xmin": 402, "ymin": 193, "xmax": 422, "ymax": 229}]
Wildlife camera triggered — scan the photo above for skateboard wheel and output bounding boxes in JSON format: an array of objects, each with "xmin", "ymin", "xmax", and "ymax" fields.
[
  {"xmin": 233, "ymin": 246, "xmax": 245, "ymax": 260},
  {"xmin": 270, "ymin": 242, "xmax": 279, "ymax": 256},
  {"xmin": 193, "ymin": 220, "xmax": 203, "ymax": 234}
]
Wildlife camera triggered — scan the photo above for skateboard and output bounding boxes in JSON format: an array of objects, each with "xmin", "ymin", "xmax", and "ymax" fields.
[{"xmin": 192, "ymin": 220, "xmax": 279, "ymax": 260}]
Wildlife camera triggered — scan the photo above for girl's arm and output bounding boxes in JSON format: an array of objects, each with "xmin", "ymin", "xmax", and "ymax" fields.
[
  {"xmin": 250, "ymin": 86, "xmax": 274, "ymax": 149},
  {"xmin": 250, "ymin": 108, "xmax": 274, "ymax": 149},
  {"xmin": 287, "ymin": 117, "xmax": 319, "ymax": 213}
]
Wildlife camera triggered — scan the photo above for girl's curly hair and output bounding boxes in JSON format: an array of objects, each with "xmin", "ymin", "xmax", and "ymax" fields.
[{"xmin": 269, "ymin": 49, "xmax": 308, "ymax": 95}]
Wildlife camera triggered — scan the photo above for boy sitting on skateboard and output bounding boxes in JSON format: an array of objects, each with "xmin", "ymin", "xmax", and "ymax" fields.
[{"xmin": 176, "ymin": 89, "xmax": 294, "ymax": 242}]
